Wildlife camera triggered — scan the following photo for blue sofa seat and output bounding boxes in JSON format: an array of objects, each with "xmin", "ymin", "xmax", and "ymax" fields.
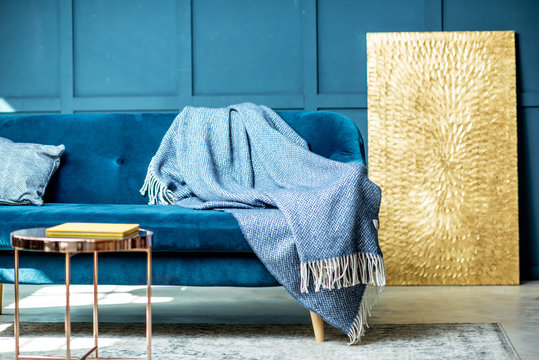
[{"xmin": 0, "ymin": 203, "xmax": 250, "ymax": 252}]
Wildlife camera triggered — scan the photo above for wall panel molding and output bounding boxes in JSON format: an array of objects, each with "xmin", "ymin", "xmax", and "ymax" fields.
[
  {"xmin": 1, "ymin": 98, "xmax": 61, "ymax": 113},
  {"xmin": 191, "ymin": 0, "xmax": 303, "ymax": 98},
  {"xmin": 191, "ymin": 95, "xmax": 304, "ymax": 109},
  {"xmin": 0, "ymin": 0, "xmax": 61, "ymax": 100},
  {"xmin": 73, "ymin": 0, "xmax": 180, "ymax": 98},
  {"xmin": 73, "ymin": 96, "xmax": 182, "ymax": 112},
  {"xmin": 302, "ymin": 0, "xmax": 318, "ymax": 110},
  {"xmin": 59, "ymin": 0, "xmax": 74, "ymax": 113},
  {"xmin": 521, "ymin": 92, "xmax": 539, "ymax": 108},
  {"xmin": 178, "ymin": 0, "xmax": 193, "ymax": 109},
  {"xmin": 316, "ymin": 94, "xmax": 367, "ymax": 109},
  {"xmin": 424, "ymin": 0, "xmax": 443, "ymax": 31},
  {"xmin": 2, "ymin": 1, "xmax": 538, "ymax": 114}
]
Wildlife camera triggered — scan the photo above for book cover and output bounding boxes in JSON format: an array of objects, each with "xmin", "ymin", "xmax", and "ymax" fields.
[{"xmin": 46, "ymin": 223, "xmax": 139, "ymax": 238}]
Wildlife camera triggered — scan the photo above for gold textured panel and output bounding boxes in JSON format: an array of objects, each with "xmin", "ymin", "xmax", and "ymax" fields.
[{"xmin": 367, "ymin": 31, "xmax": 518, "ymax": 285}]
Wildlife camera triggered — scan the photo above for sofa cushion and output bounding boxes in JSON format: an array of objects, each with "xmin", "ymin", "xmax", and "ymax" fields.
[
  {"xmin": 0, "ymin": 203, "xmax": 251, "ymax": 252},
  {"xmin": 0, "ymin": 137, "xmax": 65, "ymax": 205}
]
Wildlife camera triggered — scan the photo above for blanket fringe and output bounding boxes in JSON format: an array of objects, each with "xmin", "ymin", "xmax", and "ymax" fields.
[
  {"xmin": 347, "ymin": 284, "xmax": 383, "ymax": 345},
  {"xmin": 140, "ymin": 167, "xmax": 178, "ymax": 205},
  {"xmin": 300, "ymin": 253, "xmax": 385, "ymax": 293}
]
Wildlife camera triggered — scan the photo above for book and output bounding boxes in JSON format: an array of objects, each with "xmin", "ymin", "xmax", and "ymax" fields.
[{"xmin": 46, "ymin": 223, "xmax": 140, "ymax": 238}]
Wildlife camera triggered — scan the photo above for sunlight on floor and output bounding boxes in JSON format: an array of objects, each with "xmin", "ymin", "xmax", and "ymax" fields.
[{"xmin": 5, "ymin": 285, "xmax": 174, "ymax": 310}]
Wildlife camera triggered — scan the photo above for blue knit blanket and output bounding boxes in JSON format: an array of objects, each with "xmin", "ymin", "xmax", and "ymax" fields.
[{"xmin": 141, "ymin": 103, "xmax": 385, "ymax": 343}]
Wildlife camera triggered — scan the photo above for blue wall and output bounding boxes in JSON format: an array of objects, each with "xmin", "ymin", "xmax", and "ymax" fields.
[{"xmin": 1, "ymin": 0, "xmax": 538, "ymax": 279}]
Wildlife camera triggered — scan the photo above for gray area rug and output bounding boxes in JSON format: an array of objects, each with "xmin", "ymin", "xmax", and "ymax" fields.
[{"xmin": 0, "ymin": 322, "xmax": 519, "ymax": 360}]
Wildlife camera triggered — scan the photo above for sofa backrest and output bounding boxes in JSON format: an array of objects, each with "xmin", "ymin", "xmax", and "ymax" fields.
[{"xmin": 0, "ymin": 110, "xmax": 365, "ymax": 204}]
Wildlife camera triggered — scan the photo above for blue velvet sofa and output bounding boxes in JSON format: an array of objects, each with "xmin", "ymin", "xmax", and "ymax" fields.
[{"xmin": 0, "ymin": 110, "xmax": 366, "ymax": 314}]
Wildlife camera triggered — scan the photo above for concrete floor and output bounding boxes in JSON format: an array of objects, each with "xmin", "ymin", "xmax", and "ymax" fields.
[{"xmin": 1, "ymin": 282, "xmax": 538, "ymax": 359}]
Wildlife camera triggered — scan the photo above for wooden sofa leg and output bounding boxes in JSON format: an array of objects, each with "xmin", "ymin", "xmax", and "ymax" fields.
[
  {"xmin": 0, "ymin": 283, "xmax": 3, "ymax": 315},
  {"xmin": 310, "ymin": 311, "xmax": 324, "ymax": 342}
]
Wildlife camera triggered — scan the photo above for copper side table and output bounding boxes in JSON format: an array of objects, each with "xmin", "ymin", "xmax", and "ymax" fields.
[{"xmin": 10, "ymin": 228, "xmax": 153, "ymax": 360}]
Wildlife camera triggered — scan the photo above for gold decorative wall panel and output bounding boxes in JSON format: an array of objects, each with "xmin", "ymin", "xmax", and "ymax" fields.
[{"xmin": 367, "ymin": 31, "xmax": 518, "ymax": 285}]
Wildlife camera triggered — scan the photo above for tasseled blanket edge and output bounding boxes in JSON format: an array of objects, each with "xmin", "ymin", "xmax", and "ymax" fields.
[
  {"xmin": 300, "ymin": 252, "xmax": 386, "ymax": 293},
  {"xmin": 347, "ymin": 284, "xmax": 383, "ymax": 345},
  {"xmin": 301, "ymin": 253, "xmax": 385, "ymax": 344},
  {"xmin": 140, "ymin": 166, "xmax": 178, "ymax": 205}
]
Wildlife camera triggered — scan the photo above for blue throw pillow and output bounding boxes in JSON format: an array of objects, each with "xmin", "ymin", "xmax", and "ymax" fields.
[{"xmin": 0, "ymin": 137, "xmax": 65, "ymax": 205}]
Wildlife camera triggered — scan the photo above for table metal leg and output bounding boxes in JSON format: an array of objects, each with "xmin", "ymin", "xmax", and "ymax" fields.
[
  {"xmin": 65, "ymin": 253, "xmax": 71, "ymax": 360},
  {"xmin": 0, "ymin": 283, "xmax": 4, "ymax": 315},
  {"xmin": 13, "ymin": 247, "xmax": 151, "ymax": 360},
  {"xmin": 93, "ymin": 251, "xmax": 99, "ymax": 359},
  {"xmin": 146, "ymin": 248, "xmax": 152, "ymax": 360},
  {"xmin": 14, "ymin": 249, "xmax": 20, "ymax": 359}
]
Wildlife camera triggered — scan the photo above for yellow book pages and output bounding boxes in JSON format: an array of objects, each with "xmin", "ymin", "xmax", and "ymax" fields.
[{"xmin": 46, "ymin": 223, "xmax": 139, "ymax": 238}]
